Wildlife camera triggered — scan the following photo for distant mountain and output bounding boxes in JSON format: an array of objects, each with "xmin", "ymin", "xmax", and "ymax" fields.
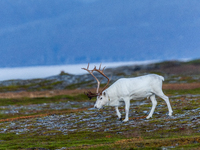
[{"xmin": 0, "ymin": 0, "xmax": 200, "ymax": 67}]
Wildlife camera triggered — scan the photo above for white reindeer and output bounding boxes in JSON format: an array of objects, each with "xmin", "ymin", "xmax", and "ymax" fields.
[{"xmin": 82, "ymin": 64, "xmax": 173, "ymax": 122}]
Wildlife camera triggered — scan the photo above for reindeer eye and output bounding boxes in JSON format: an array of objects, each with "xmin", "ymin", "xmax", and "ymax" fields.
[{"xmin": 100, "ymin": 97, "xmax": 103, "ymax": 100}]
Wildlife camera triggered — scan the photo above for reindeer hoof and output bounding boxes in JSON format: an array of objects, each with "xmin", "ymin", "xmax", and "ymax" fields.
[
  {"xmin": 122, "ymin": 119, "xmax": 129, "ymax": 123},
  {"xmin": 146, "ymin": 116, "xmax": 152, "ymax": 119}
]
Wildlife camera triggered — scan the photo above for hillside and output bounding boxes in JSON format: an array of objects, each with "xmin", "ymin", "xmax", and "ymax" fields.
[{"xmin": 0, "ymin": 59, "xmax": 200, "ymax": 93}]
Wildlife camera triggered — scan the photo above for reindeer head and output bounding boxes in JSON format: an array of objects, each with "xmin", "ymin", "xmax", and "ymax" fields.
[{"xmin": 82, "ymin": 64, "xmax": 110, "ymax": 109}]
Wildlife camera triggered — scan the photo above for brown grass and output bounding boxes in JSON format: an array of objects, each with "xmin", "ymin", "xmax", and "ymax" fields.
[
  {"xmin": 65, "ymin": 135, "xmax": 200, "ymax": 149},
  {"xmin": 0, "ymin": 83, "xmax": 200, "ymax": 99},
  {"xmin": 163, "ymin": 83, "xmax": 200, "ymax": 90},
  {"xmin": 0, "ymin": 89, "xmax": 87, "ymax": 99}
]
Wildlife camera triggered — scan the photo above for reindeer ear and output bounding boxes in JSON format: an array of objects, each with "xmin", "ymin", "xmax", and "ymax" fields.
[{"xmin": 103, "ymin": 91, "xmax": 106, "ymax": 96}]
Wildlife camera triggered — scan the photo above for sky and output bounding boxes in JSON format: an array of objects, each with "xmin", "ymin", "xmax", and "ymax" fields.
[{"xmin": 0, "ymin": 0, "xmax": 200, "ymax": 80}]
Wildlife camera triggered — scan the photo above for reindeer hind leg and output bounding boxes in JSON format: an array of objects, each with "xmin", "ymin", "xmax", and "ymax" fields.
[
  {"xmin": 146, "ymin": 94, "xmax": 157, "ymax": 119},
  {"xmin": 157, "ymin": 92, "xmax": 173, "ymax": 116}
]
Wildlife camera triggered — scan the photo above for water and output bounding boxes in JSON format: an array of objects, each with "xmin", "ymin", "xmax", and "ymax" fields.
[{"xmin": 0, "ymin": 60, "xmax": 159, "ymax": 81}]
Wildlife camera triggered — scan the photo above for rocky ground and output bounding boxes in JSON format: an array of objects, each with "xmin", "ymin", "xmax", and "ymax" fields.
[{"xmin": 0, "ymin": 94, "xmax": 199, "ymax": 136}]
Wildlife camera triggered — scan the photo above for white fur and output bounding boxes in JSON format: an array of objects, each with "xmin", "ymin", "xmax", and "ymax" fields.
[{"xmin": 94, "ymin": 74, "xmax": 173, "ymax": 122}]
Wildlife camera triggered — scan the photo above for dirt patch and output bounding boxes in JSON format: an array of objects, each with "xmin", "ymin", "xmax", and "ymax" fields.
[{"xmin": 163, "ymin": 83, "xmax": 200, "ymax": 90}]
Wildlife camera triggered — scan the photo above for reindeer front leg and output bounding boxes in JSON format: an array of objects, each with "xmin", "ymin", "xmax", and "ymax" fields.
[
  {"xmin": 115, "ymin": 106, "xmax": 122, "ymax": 120},
  {"xmin": 123, "ymin": 98, "xmax": 130, "ymax": 122}
]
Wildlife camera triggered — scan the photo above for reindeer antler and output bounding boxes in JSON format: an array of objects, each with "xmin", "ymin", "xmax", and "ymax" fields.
[
  {"xmin": 82, "ymin": 63, "xmax": 100, "ymax": 99},
  {"xmin": 82, "ymin": 63, "xmax": 110, "ymax": 99}
]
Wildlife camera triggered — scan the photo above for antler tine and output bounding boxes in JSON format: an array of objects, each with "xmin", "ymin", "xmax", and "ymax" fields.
[
  {"xmin": 87, "ymin": 63, "xmax": 90, "ymax": 69},
  {"xmin": 99, "ymin": 63, "xmax": 102, "ymax": 70},
  {"xmin": 102, "ymin": 66, "xmax": 106, "ymax": 72},
  {"xmin": 81, "ymin": 63, "xmax": 90, "ymax": 71},
  {"xmin": 94, "ymin": 66, "xmax": 97, "ymax": 70}
]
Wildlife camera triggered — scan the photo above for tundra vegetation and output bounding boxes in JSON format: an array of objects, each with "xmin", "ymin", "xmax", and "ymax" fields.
[{"xmin": 0, "ymin": 60, "xmax": 200, "ymax": 149}]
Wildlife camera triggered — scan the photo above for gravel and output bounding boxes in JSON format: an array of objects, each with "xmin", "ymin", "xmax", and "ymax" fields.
[{"xmin": 0, "ymin": 96, "xmax": 200, "ymax": 136}]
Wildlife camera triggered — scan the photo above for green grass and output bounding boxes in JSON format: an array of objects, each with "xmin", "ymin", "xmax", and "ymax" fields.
[
  {"xmin": 0, "ymin": 94, "xmax": 88, "ymax": 106},
  {"xmin": 3, "ymin": 133, "xmax": 199, "ymax": 150},
  {"xmin": 164, "ymin": 87, "xmax": 200, "ymax": 95},
  {"xmin": 0, "ymin": 132, "xmax": 122, "ymax": 149},
  {"xmin": 0, "ymin": 130, "xmax": 199, "ymax": 150}
]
